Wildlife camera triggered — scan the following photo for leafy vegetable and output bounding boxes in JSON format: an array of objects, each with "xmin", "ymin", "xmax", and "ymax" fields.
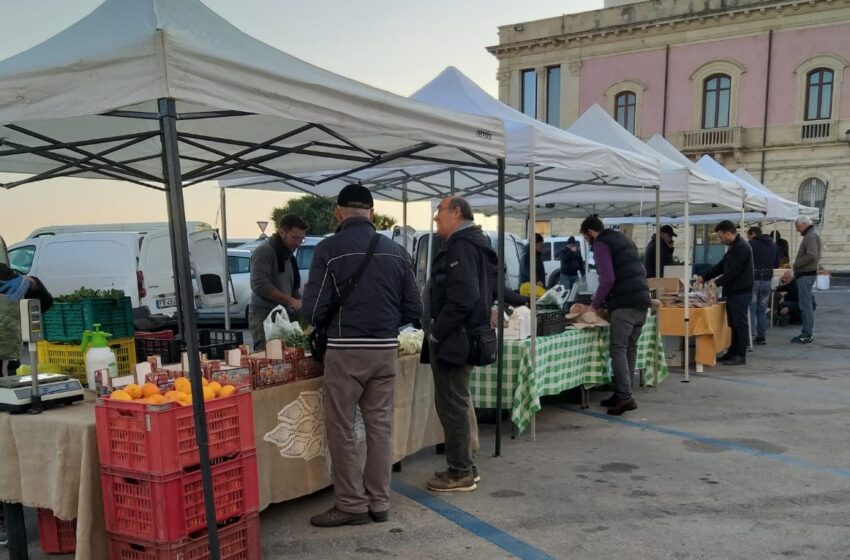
[{"xmin": 54, "ymin": 287, "xmax": 127, "ymax": 304}]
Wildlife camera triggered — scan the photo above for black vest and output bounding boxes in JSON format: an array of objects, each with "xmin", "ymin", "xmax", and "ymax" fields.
[{"xmin": 596, "ymin": 229, "xmax": 651, "ymax": 311}]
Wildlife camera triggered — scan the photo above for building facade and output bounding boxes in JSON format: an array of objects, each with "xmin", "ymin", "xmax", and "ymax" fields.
[{"xmin": 490, "ymin": 0, "xmax": 850, "ymax": 271}]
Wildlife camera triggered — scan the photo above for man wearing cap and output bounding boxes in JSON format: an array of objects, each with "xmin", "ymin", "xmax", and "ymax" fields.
[
  {"xmin": 249, "ymin": 213, "xmax": 309, "ymax": 351},
  {"xmin": 644, "ymin": 225, "xmax": 676, "ymax": 279},
  {"xmin": 303, "ymin": 185, "xmax": 421, "ymax": 527},
  {"xmin": 520, "ymin": 233, "xmax": 546, "ymax": 288},
  {"xmin": 558, "ymin": 236, "xmax": 584, "ymax": 293}
]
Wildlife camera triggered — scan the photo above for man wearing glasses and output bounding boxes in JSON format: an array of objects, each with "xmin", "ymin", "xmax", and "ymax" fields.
[{"xmin": 249, "ymin": 214, "xmax": 309, "ymax": 350}]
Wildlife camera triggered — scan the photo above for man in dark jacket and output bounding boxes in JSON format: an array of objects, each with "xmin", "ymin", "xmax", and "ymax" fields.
[
  {"xmin": 423, "ymin": 196, "xmax": 496, "ymax": 493},
  {"xmin": 581, "ymin": 216, "xmax": 650, "ymax": 416},
  {"xmin": 520, "ymin": 233, "xmax": 546, "ymax": 287},
  {"xmin": 558, "ymin": 236, "xmax": 584, "ymax": 292},
  {"xmin": 747, "ymin": 226, "xmax": 779, "ymax": 345},
  {"xmin": 302, "ymin": 185, "xmax": 421, "ymax": 527},
  {"xmin": 775, "ymin": 269, "xmax": 816, "ymax": 325},
  {"xmin": 698, "ymin": 220, "xmax": 754, "ymax": 365},
  {"xmin": 791, "ymin": 215, "xmax": 822, "ymax": 344},
  {"xmin": 644, "ymin": 224, "xmax": 676, "ymax": 278}
]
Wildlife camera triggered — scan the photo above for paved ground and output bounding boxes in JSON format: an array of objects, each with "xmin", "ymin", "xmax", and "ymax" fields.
[{"xmin": 6, "ymin": 282, "xmax": 849, "ymax": 559}]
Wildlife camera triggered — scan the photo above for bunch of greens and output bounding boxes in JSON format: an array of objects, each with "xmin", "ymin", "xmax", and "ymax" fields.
[
  {"xmin": 54, "ymin": 287, "xmax": 126, "ymax": 304},
  {"xmin": 283, "ymin": 330, "xmax": 310, "ymax": 350}
]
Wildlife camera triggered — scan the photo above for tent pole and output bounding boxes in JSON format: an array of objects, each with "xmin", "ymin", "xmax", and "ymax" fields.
[
  {"xmin": 741, "ymin": 195, "xmax": 752, "ymax": 350},
  {"xmin": 654, "ymin": 186, "xmax": 661, "ymax": 387},
  {"xmin": 164, "ymin": 188, "xmax": 183, "ymax": 340},
  {"xmin": 528, "ymin": 164, "xmax": 537, "ymax": 443},
  {"xmin": 402, "ymin": 181, "xmax": 408, "ymax": 254},
  {"xmin": 683, "ymin": 187, "xmax": 691, "ymax": 384},
  {"xmin": 220, "ymin": 186, "xmax": 231, "ymax": 331},
  {"xmin": 426, "ymin": 200, "xmax": 435, "ymax": 281},
  {"xmin": 158, "ymin": 98, "xmax": 221, "ymax": 560},
  {"xmin": 495, "ymin": 159, "xmax": 506, "ymax": 457}
]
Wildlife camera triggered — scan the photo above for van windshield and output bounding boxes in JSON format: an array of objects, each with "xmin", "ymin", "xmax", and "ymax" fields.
[{"xmin": 8, "ymin": 245, "xmax": 35, "ymax": 274}]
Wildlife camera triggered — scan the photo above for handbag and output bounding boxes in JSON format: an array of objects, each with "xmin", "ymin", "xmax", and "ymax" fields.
[
  {"xmin": 467, "ymin": 324, "xmax": 497, "ymax": 366},
  {"xmin": 309, "ymin": 234, "xmax": 380, "ymax": 363}
]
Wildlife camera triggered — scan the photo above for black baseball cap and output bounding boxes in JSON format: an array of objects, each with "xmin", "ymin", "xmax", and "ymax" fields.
[
  {"xmin": 337, "ymin": 184, "xmax": 374, "ymax": 209},
  {"xmin": 661, "ymin": 225, "xmax": 677, "ymax": 237}
]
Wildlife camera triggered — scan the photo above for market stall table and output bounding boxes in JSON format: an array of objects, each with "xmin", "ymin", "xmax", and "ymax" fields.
[
  {"xmin": 658, "ymin": 303, "xmax": 731, "ymax": 371},
  {"xmin": 471, "ymin": 314, "xmax": 667, "ymax": 433},
  {"xmin": 0, "ymin": 354, "xmax": 442, "ymax": 559}
]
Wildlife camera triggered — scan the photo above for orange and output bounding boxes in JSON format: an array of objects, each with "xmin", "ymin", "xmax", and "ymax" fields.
[
  {"xmin": 124, "ymin": 383, "xmax": 143, "ymax": 400},
  {"xmin": 202, "ymin": 386, "xmax": 216, "ymax": 401},
  {"xmin": 141, "ymin": 383, "xmax": 160, "ymax": 398},
  {"xmin": 148, "ymin": 393, "xmax": 166, "ymax": 405},
  {"xmin": 110, "ymin": 390, "xmax": 133, "ymax": 401},
  {"xmin": 164, "ymin": 390, "xmax": 182, "ymax": 401},
  {"xmin": 182, "ymin": 393, "xmax": 193, "ymax": 406},
  {"xmin": 208, "ymin": 381, "xmax": 222, "ymax": 397},
  {"xmin": 136, "ymin": 397, "xmax": 154, "ymax": 404},
  {"xmin": 218, "ymin": 385, "xmax": 237, "ymax": 398},
  {"xmin": 201, "ymin": 377, "xmax": 209, "ymax": 387}
]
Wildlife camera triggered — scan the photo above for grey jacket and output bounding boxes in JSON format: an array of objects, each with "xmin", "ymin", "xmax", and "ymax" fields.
[
  {"xmin": 792, "ymin": 226, "xmax": 822, "ymax": 276},
  {"xmin": 249, "ymin": 240, "xmax": 299, "ymax": 316}
]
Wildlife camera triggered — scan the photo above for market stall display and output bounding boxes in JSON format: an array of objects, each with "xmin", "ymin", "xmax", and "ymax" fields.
[{"xmin": 657, "ymin": 303, "xmax": 731, "ymax": 369}]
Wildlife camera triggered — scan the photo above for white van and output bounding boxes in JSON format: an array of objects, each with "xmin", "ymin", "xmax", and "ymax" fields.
[
  {"xmin": 537, "ymin": 235, "xmax": 592, "ymax": 288},
  {"xmin": 8, "ymin": 229, "xmax": 227, "ymax": 323}
]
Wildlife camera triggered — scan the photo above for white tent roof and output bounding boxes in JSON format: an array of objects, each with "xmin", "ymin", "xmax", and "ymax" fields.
[
  {"xmin": 222, "ymin": 67, "xmax": 662, "ymax": 209},
  {"xmin": 695, "ymin": 156, "xmax": 811, "ymax": 221},
  {"xmin": 567, "ymin": 105, "xmax": 756, "ymax": 213},
  {"xmin": 733, "ymin": 168, "xmax": 819, "ymax": 220},
  {"xmin": 0, "ymin": 0, "xmax": 505, "ymax": 185}
]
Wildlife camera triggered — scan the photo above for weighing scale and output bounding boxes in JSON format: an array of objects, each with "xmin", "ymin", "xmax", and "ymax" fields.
[{"xmin": 0, "ymin": 299, "xmax": 84, "ymax": 413}]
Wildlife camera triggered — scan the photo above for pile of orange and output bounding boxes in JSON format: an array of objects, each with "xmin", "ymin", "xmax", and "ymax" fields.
[{"xmin": 108, "ymin": 377, "xmax": 237, "ymax": 407}]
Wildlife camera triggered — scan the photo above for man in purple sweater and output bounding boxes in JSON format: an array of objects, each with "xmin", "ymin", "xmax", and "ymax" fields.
[{"xmin": 581, "ymin": 217, "xmax": 651, "ymax": 416}]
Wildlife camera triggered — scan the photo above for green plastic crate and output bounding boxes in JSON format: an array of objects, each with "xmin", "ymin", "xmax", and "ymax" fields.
[{"xmin": 43, "ymin": 298, "xmax": 134, "ymax": 343}]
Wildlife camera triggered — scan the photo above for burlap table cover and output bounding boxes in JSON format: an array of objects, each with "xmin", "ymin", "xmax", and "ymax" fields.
[
  {"xmin": 658, "ymin": 303, "xmax": 731, "ymax": 366},
  {"xmin": 0, "ymin": 354, "xmax": 444, "ymax": 559}
]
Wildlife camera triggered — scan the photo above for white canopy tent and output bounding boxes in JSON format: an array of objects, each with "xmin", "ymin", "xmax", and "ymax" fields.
[{"xmin": 0, "ymin": 0, "xmax": 509, "ymax": 555}]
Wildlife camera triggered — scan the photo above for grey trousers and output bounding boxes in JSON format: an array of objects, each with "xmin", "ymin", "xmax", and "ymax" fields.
[
  {"xmin": 609, "ymin": 308, "xmax": 647, "ymax": 400},
  {"xmin": 429, "ymin": 342, "xmax": 475, "ymax": 476},
  {"xmin": 324, "ymin": 347, "xmax": 397, "ymax": 514},
  {"xmin": 248, "ymin": 306, "xmax": 267, "ymax": 352}
]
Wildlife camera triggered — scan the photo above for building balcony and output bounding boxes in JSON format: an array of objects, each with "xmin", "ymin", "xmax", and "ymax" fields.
[
  {"xmin": 680, "ymin": 127, "xmax": 743, "ymax": 153},
  {"xmin": 800, "ymin": 119, "xmax": 836, "ymax": 143}
]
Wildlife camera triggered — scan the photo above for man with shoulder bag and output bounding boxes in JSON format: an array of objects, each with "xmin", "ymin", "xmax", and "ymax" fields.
[
  {"xmin": 302, "ymin": 185, "xmax": 421, "ymax": 527},
  {"xmin": 421, "ymin": 196, "xmax": 497, "ymax": 493}
]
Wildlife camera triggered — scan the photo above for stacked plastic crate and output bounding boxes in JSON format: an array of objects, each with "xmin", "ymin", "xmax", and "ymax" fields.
[{"xmin": 95, "ymin": 383, "xmax": 260, "ymax": 559}]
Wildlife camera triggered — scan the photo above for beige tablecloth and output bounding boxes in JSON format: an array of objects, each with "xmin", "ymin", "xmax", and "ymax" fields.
[{"xmin": 0, "ymin": 355, "xmax": 444, "ymax": 559}]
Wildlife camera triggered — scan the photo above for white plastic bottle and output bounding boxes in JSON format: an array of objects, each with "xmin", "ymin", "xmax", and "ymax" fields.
[{"xmin": 81, "ymin": 324, "xmax": 118, "ymax": 392}]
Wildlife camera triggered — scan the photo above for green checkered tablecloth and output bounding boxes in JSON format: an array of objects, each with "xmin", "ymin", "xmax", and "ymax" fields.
[{"xmin": 471, "ymin": 314, "xmax": 668, "ymax": 433}]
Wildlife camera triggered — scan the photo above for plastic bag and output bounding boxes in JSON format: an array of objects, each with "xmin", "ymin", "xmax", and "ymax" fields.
[
  {"xmin": 263, "ymin": 305, "xmax": 303, "ymax": 343},
  {"xmin": 538, "ymin": 284, "xmax": 568, "ymax": 308}
]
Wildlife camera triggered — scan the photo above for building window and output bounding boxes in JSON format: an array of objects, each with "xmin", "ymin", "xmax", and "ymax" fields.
[
  {"xmin": 614, "ymin": 91, "xmax": 637, "ymax": 134},
  {"xmin": 702, "ymin": 74, "xmax": 731, "ymax": 129},
  {"xmin": 546, "ymin": 66, "xmax": 560, "ymax": 126},
  {"xmin": 798, "ymin": 177, "xmax": 828, "ymax": 226},
  {"xmin": 805, "ymin": 68, "xmax": 833, "ymax": 121},
  {"xmin": 521, "ymin": 69, "xmax": 537, "ymax": 118}
]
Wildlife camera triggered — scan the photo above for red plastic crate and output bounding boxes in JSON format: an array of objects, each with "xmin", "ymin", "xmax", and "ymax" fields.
[
  {"xmin": 102, "ymin": 452, "xmax": 259, "ymax": 542},
  {"xmin": 95, "ymin": 387, "xmax": 255, "ymax": 474},
  {"xmin": 135, "ymin": 331, "xmax": 176, "ymax": 340},
  {"xmin": 37, "ymin": 508, "xmax": 76, "ymax": 554},
  {"xmin": 107, "ymin": 513, "xmax": 260, "ymax": 560}
]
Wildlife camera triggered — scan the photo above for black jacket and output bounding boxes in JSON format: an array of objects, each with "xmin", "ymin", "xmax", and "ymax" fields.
[
  {"xmin": 595, "ymin": 230, "xmax": 651, "ymax": 311},
  {"xmin": 703, "ymin": 235, "xmax": 754, "ymax": 295},
  {"xmin": 749, "ymin": 234, "xmax": 779, "ymax": 281},
  {"xmin": 423, "ymin": 224, "xmax": 497, "ymax": 365},
  {"xmin": 644, "ymin": 235, "xmax": 674, "ymax": 279},
  {"xmin": 559, "ymin": 247, "xmax": 584, "ymax": 276},
  {"xmin": 302, "ymin": 217, "xmax": 421, "ymax": 349},
  {"xmin": 520, "ymin": 246, "xmax": 546, "ymax": 285}
]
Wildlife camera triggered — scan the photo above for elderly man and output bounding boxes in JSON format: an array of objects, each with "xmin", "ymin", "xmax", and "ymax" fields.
[
  {"xmin": 581, "ymin": 216, "xmax": 650, "ymax": 416},
  {"xmin": 303, "ymin": 185, "xmax": 421, "ymax": 527},
  {"xmin": 790, "ymin": 215, "xmax": 822, "ymax": 344},
  {"xmin": 422, "ymin": 196, "xmax": 496, "ymax": 492},
  {"xmin": 698, "ymin": 221, "xmax": 754, "ymax": 366},
  {"xmin": 249, "ymin": 214, "xmax": 309, "ymax": 351}
]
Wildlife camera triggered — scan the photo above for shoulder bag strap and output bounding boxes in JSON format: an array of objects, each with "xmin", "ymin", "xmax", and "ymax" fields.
[{"xmin": 317, "ymin": 233, "xmax": 380, "ymax": 329}]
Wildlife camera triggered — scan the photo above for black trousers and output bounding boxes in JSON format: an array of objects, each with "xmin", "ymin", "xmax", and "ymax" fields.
[{"xmin": 725, "ymin": 291, "xmax": 751, "ymax": 358}]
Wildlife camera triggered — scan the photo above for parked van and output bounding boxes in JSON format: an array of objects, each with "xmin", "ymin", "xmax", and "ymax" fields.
[
  {"xmin": 535, "ymin": 235, "xmax": 592, "ymax": 288},
  {"xmin": 8, "ymin": 229, "xmax": 227, "ymax": 325}
]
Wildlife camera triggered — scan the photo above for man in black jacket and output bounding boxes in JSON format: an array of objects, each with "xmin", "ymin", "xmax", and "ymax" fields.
[
  {"xmin": 747, "ymin": 226, "xmax": 779, "ymax": 345},
  {"xmin": 303, "ymin": 185, "xmax": 422, "ymax": 527},
  {"xmin": 558, "ymin": 236, "xmax": 584, "ymax": 292},
  {"xmin": 644, "ymin": 225, "xmax": 676, "ymax": 278},
  {"xmin": 698, "ymin": 221, "xmax": 754, "ymax": 366},
  {"xmin": 520, "ymin": 233, "xmax": 546, "ymax": 288},
  {"xmin": 422, "ymin": 196, "xmax": 496, "ymax": 493}
]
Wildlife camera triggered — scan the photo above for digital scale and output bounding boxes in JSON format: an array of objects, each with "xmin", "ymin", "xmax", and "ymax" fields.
[{"xmin": 0, "ymin": 299, "xmax": 84, "ymax": 413}]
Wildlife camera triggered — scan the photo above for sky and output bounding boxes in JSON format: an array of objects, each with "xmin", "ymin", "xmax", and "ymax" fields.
[{"xmin": 0, "ymin": 0, "xmax": 603, "ymax": 244}]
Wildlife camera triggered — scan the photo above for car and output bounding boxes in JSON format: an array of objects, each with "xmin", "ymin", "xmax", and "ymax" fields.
[{"xmin": 525, "ymin": 235, "xmax": 593, "ymax": 288}]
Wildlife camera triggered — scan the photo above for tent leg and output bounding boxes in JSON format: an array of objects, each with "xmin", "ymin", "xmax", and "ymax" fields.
[
  {"xmin": 220, "ymin": 186, "xmax": 231, "ymax": 331},
  {"xmin": 402, "ymin": 181, "xmax": 408, "ymax": 253},
  {"xmin": 683, "ymin": 197, "xmax": 691, "ymax": 383},
  {"xmin": 527, "ymin": 164, "xmax": 537, "ymax": 443},
  {"xmin": 158, "ymin": 98, "xmax": 221, "ymax": 560},
  {"xmin": 495, "ymin": 159, "xmax": 506, "ymax": 458}
]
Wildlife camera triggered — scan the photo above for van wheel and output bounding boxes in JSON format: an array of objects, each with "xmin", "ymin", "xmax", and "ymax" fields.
[{"xmin": 546, "ymin": 272, "xmax": 560, "ymax": 289}]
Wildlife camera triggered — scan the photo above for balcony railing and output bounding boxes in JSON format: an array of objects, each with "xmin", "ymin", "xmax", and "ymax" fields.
[
  {"xmin": 800, "ymin": 120, "xmax": 834, "ymax": 142},
  {"xmin": 681, "ymin": 127, "xmax": 742, "ymax": 151}
]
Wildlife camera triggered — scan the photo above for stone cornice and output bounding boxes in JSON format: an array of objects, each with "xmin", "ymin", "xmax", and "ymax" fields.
[{"xmin": 487, "ymin": 0, "xmax": 850, "ymax": 58}]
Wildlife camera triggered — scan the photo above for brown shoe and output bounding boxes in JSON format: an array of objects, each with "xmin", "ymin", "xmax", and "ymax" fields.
[
  {"xmin": 310, "ymin": 506, "xmax": 370, "ymax": 527},
  {"xmin": 369, "ymin": 510, "xmax": 389, "ymax": 523},
  {"xmin": 434, "ymin": 467, "xmax": 481, "ymax": 484},
  {"xmin": 606, "ymin": 398, "xmax": 637, "ymax": 416},
  {"xmin": 427, "ymin": 472, "xmax": 477, "ymax": 492}
]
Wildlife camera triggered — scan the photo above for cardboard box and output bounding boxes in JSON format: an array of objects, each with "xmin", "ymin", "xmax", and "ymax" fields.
[
  {"xmin": 504, "ymin": 314, "xmax": 531, "ymax": 340},
  {"xmin": 649, "ymin": 277, "xmax": 683, "ymax": 295}
]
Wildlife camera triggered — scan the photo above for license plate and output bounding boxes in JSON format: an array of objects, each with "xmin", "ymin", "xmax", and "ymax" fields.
[{"xmin": 156, "ymin": 296, "xmax": 177, "ymax": 309}]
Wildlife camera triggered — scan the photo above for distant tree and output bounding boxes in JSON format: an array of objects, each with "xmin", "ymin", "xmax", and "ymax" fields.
[{"xmin": 271, "ymin": 195, "xmax": 397, "ymax": 235}]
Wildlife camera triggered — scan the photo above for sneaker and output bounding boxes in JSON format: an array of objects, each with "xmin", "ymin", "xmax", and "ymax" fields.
[
  {"xmin": 791, "ymin": 335, "xmax": 813, "ymax": 344},
  {"xmin": 754, "ymin": 336, "xmax": 766, "ymax": 345},
  {"xmin": 427, "ymin": 472, "xmax": 477, "ymax": 493},
  {"xmin": 721, "ymin": 356, "xmax": 746, "ymax": 366},
  {"xmin": 434, "ymin": 467, "xmax": 481, "ymax": 484},
  {"xmin": 606, "ymin": 398, "xmax": 637, "ymax": 416},
  {"xmin": 600, "ymin": 394, "xmax": 620, "ymax": 407},
  {"xmin": 310, "ymin": 506, "xmax": 370, "ymax": 527},
  {"xmin": 369, "ymin": 510, "xmax": 389, "ymax": 523}
]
